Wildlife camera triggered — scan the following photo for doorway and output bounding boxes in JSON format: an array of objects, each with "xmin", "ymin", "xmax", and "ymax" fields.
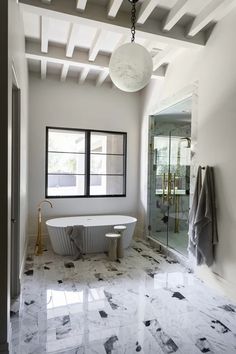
[
  {"xmin": 11, "ymin": 85, "xmax": 21, "ymax": 299},
  {"xmin": 148, "ymin": 98, "xmax": 192, "ymax": 256}
]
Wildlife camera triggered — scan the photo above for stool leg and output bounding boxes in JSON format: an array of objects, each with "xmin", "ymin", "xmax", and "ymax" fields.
[
  {"xmin": 109, "ymin": 239, "xmax": 117, "ymax": 261},
  {"xmin": 117, "ymin": 234, "xmax": 124, "ymax": 258}
]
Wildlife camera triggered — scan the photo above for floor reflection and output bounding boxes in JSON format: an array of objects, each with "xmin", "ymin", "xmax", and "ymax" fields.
[{"xmin": 10, "ymin": 239, "xmax": 236, "ymax": 354}]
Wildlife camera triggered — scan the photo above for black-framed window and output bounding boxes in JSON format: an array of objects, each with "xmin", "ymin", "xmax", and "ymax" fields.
[{"xmin": 46, "ymin": 127, "xmax": 127, "ymax": 198}]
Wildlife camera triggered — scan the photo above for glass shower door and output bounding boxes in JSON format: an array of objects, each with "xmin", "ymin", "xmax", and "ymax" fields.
[
  {"xmin": 149, "ymin": 132, "xmax": 191, "ymax": 256},
  {"xmin": 167, "ymin": 135, "xmax": 190, "ymax": 255},
  {"xmin": 149, "ymin": 133, "xmax": 171, "ymax": 247}
]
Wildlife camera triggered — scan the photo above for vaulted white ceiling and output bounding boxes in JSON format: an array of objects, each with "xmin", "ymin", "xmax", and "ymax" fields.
[{"xmin": 20, "ymin": 0, "xmax": 236, "ymax": 88}]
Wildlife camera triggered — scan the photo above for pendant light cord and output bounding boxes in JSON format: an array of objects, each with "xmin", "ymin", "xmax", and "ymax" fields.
[{"xmin": 131, "ymin": 2, "xmax": 136, "ymax": 43}]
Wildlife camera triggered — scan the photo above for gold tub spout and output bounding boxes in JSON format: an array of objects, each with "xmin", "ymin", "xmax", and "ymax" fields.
[{"xmin": 35, "ymin": 200, "xmax": 53, "ymax": 256}]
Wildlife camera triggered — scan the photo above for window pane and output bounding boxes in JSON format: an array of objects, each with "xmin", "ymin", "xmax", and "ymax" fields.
[
  {"xmin": 47, "ymin": 175, "xmax": 85, "ymax": 196},
  {"xmin": 48, "ymin": 153, "xmax": 85, "ymax": 174},
  {"xmin": 91, "ymin": 132, "xmax": 124, "ymax": 154},
  {"xmin": 90, "ymin": 154, "xmax": 123, "ymax": 174},
  {"xmin": 48, "ymin": 129, "xmax": 85, "ymax": 153},
  {"xmin": 90, "ymin": 175, "xmax": 124, "ymax": 195}
]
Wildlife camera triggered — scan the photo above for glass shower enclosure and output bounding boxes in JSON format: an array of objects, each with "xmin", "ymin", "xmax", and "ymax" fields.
[{"xmin": 148, "ymin": 110, "xmax": 191, "ymax": 256}]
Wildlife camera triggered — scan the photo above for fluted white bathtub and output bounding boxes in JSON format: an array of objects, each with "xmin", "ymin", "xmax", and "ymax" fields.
[{"xmin": 46, "ymin": 215, "xmax": 137, "ymax": 255}]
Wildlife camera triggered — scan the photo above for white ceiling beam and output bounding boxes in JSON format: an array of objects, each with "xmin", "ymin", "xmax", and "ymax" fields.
[
  {"xmin": 89, "ymin": 29, "xmax": 104, "ymax": 61},
  {"xmin": 41, "ymin": 58, "xmax": 47, "ymax": 79},
  {"xmin": 163, "ymin": 0, "xmax": 191, "ymax": 31},
  {"xmin": 26, "ymin": 41, "xmax": 109, "ymax": 71},
  {"xmin": 60, "ymin": 63, "xmax": 69, "ymax": 81},
  {"xmin": 76, "ymin": 0, "xmax": 87, "ymax": 12},
  {"xmin": 114, "ymin": 33, "xmax": 129, "ymax": 50},
  {"xmin": 152, "ymin": 46, "xmax": 182, "ymax": 70},
  {"xmin": 78, "ymin": 67, "xmax": 90, "ymax": 84},
  {"xmin": 19, "ymin": 0, "xmax": 205, "ymax": 48},
  {"xmin": 188, "ymin": 0, "xmax": 236, "ymax": 37},
  {"xmin": 107, "ymin": 0, "xmax": 123, "ymax": 18},
  {"xmin": 66, "ymin": 24, "xmax": 79, "ymax": 57},
  {"xmin": 96, "ymin": 71, "xmax": 109, "ymax": 86},
  {"xmin": 41, "ymin": 15, "xmax": 49, "ymax": 53},
  {"xmin": 137, "ymin": 0, "xmax": 160, "ymax": 25},
  {"xmin": 25, "ymin": 41, "xmax": 166, "ymax": 79}
]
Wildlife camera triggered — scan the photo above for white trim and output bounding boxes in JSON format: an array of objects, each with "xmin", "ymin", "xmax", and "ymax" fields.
[
  {"xmin": 19, "ymin": 238, "xmax": 28, "ymax": 280},
  {"xmin": 163, "ymin": 0, "xmax": 190, "ymax": 31},
  {"xmin": 137, "ymin": 0, "xmax": 160, "ymax": 25},
  {"xmin": 76, "ymin": 0, "xmax": 87, "ymax": 12},
  {"xmin": 152, "ymin": 82, "xmax": 197, "ymax": 116},
  {"xmin": 107, "ymin": 0, "xmax": 123, "ymax": 18},
  {"xmin": 11, "ymin": 60, "xmax": 20, "ymax": 89}
]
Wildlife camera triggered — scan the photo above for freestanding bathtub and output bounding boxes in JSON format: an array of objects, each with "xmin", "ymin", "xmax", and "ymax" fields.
[{"xmin": 46, "ymin": 215, "xmax": 137, "ymax": 256}]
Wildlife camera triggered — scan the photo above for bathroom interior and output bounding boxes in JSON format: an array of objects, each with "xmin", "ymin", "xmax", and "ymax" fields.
[{"xmin": 3, "ymin": 0, "xmax": 236, "ymax": 353}]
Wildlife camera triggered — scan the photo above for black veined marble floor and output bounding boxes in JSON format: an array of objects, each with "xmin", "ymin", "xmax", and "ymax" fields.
[{"xmin": 10, "ymin": 239, "xmax": 236, "ymax": 354}]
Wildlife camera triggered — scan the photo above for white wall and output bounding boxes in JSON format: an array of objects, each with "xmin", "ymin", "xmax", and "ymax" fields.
[
  {"xmin": 9, "ymin": 1, "xmax": 29, "ymax": 278},
  {"xmin": 140, "ymin": 9, "xmax": 236, "ymax": 298},
  {"xmin": 0, "ymin": 1, "xmax": 28, "ymax": 351},
  {"xmin": 28, "ymin": 75, "xmax": 141, "ymax": 236}
]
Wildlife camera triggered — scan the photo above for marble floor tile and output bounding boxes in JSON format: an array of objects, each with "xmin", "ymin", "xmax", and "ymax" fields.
[{"xmin": 10, "ymin": 239, "xmax": 236, "ymax": 354}]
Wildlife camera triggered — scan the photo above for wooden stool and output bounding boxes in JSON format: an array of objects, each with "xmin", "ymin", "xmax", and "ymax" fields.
[
  {"xmin": 114, "ymin": 225, "xmax": 127, "ymax": 258},
  {"xmin": 105, "ymin": 233, "xmax": 120, "ymax": 261}
]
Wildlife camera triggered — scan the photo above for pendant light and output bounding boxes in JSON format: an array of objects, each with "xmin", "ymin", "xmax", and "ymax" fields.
[{"xmin": 109, "ymin": 0, "xmax": 153, "ymax": 92}]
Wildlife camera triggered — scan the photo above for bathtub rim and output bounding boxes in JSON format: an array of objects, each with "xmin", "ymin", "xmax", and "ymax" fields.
[{"xmin": 46, "ymin": 214, "xmax": 137, "ymax": 228}]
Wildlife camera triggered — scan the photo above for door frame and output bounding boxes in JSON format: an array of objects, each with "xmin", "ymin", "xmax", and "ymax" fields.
[
  {"xmin": 147, "ymin": 82, "xmax": 199, "ymax": 254},
  {"xmin": 11, "ymin": 64, "xmax": 21, "ymax": 299}
]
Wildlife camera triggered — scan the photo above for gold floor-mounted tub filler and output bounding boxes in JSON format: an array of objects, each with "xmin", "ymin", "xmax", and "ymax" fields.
[{"xmin": 35, "ymin": 200, "xmax": 53, "ymax": 256}]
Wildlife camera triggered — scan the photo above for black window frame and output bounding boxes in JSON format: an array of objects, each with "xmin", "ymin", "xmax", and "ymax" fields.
[{"xmin": 45, "ymin": 126, "xmax": 127, "ymax": 198}]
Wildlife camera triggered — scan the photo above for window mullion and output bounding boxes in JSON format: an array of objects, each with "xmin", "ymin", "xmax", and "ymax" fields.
[{"xmin": 85, "ymin": 131, "xmax": 91, "ymax": 196}]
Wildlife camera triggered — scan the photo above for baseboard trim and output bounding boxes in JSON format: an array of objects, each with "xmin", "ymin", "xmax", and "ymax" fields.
[{"xmin": 196, "ymin": 266, "xmax": 236, "ymax": 302}]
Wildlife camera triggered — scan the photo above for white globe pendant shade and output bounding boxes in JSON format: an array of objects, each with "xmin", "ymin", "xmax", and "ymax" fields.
[{"xmin": 109, "ymin": 42, "xmax": 153, "ymax": 92}]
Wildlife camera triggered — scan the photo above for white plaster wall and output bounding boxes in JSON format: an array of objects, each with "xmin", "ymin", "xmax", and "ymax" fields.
[
  {"xmin": 140, "ymin": 10, "xmax": 236, "ymax": 297},
  {"xmin": 28, "ymin": 75, "xmax": 141, "ymax": 236},
  {"xmin": 9, "ymin": 0, "xmax": 29, "ymax": 274}
]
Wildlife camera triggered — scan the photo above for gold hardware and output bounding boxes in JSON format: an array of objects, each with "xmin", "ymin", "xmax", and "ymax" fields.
[
  {"xmin": 35, "ymin": 200, "xmax": 53, "ymax": 256},
  {"xmin": 174, "ymin": 175, "xmax": 180, "ymax": 233},
  {"xmin": 173, "ymin": 173, "xmax": 176, "ymax": 203}
]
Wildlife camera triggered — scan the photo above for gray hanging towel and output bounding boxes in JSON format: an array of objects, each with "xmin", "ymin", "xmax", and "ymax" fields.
[
  {"xmin": 194, "ymin": 166, "xmax": 218, "ymax": 266},
  {"xmin": 188, "ymin": 166, "xmax": 202, "ymax": 256},
  {"xmin": 66, "ymin": 225, "xmax": 85, "ymax": 261}
]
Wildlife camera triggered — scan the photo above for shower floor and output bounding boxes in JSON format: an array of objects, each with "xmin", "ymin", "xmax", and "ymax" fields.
[{"xmin": 150, "ymin": 230, "xmax": 188, "ymax": 256}]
